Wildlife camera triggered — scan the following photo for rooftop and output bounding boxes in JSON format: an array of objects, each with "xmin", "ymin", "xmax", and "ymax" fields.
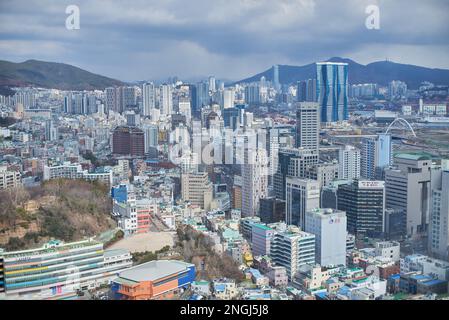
[
  {"xmin": 394, "ymin": 152, "xmax": 433, "ymax": 161},
  {"xmin": 117, "ymin": 260, "xmax": 194, "ymax": 282}
]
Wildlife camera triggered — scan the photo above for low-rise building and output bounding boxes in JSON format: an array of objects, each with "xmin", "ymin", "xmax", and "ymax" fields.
[
  {"xmin": 112, "ymin": 260, "xmax": 195, "ymax": 300},
  {"xmin": 1, "ymin": 239, "xmax": 132, "ymax": 300}
]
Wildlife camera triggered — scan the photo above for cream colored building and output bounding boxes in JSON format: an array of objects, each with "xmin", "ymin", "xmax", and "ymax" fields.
[{"xmin": 181, "ymin": 171, "xmax": 213, "ymax": 211}]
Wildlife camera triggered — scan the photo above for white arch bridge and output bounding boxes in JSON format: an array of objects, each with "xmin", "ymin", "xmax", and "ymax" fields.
[{"xmin": 385, "ymin": 118, "xmax": 417, "ymax": 137}]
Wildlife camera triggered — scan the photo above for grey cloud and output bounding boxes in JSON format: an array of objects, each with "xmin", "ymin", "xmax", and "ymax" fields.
[{"xmin": 0, "ymin": 0, "xmax": 448, "ymax": 81}]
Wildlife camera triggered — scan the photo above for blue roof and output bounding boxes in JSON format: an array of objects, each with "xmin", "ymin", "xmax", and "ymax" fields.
[
  {"xmin": 389, "ymin": 274, "xmax": 400, "ymax": 280},
  {"xmin": 422, "ymin": 279, "xmax": 445, "ymax": 286},
  {"xmin": 338, "ymin": 286, "xmax": 351, "ymax": 295},
  {"xmin": 411, "ymin": 274, "xmax": 432, "ymax": 281},
  {"xmin": 315, "ymin": 292, "xmax": 328, "ymax": 299},
  {"xmin": 214, "ymin": 284, "xmax": 226, "ymax": 292}
]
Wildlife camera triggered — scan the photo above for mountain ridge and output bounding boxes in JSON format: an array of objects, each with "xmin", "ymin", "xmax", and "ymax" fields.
[
  {"xmin": 0, "ymin": 59, "xmax": 125, "ymax": 92},
  {"xmin": 236, "ymin": 57, "xmax": 449, "ymax": 89}
]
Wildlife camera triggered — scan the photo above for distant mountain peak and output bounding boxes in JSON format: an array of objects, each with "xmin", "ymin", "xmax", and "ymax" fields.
[{"xmin": 325, "ymin": 57, "xmax": 356, "ymax": 64}]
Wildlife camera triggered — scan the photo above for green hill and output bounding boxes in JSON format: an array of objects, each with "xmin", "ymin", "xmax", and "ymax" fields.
[{"xmin": 0, "ymin": 59, "xmax": 124, "ymax": 91}]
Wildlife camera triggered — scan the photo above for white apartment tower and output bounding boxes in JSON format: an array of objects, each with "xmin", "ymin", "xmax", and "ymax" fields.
[
  {"xmin": 242, "ymin": 148, "xmax": 269, "ymax": 217},
  {"xmin": 160, "ymin": 84, "xmax": 173, "ymax": 115},
  {"xmin": 339, "ymin": 145, "xmax": 361, "ymax": 180},
  {"xmin": 142, "ymin": 82, "xmax": 156, "ymax": 117}
]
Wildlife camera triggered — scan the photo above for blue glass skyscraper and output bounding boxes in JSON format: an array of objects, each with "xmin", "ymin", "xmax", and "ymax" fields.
[{"xmin": 316, "ymin": 62, "xmax": 348, "ymax": 123}]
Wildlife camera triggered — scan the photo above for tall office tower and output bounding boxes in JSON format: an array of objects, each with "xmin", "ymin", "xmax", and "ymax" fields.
[
  {"xmin": 105, "ymin": 87, "xmax": 117, "ymax": 113},
  {"xmin": 223, "ymin": 107, "xmax": 240, "ymax": 130},
  {"xmin": 274, "ymin": 148, "xmax": 319, "ymax": 200},
  {"xmin": 160, "ymin": 84, "xmax": 173, "ymax": 115},
  {"xmin": 196, "ymin": 81, "xmax": 210, "ymax": 111},
  {"xmin": 142, "ymin": 124, "xmax": 158, "ymax": 154},
  {"xmin": 361, "ymin": 134, "xmax": 393, "ymax": 180},
  {"xmin": 385, "ymin": 153, "xmax": 433, "ymax": 238},
  {"xmin": 306, "ymin": 79, "xmax": 317, "ymax": 102},
  {"xmin": 428, "ymin": 169, "xmax": 449, "ymax": 260},
  {"xmin": 337, "ymin": 180, "xmax": 385, "ymax": 237},
  {"xmin": 339, "ymin": 145, "xmax": 361, "ymax": 180},
  {"xmin": 305, "ymin": 208, "xmax": 347, "ymax": 267},
  {"xmin": 316, "ymin": 62, "xmax": 348, "ymax": 123},
  {"xmin": 181, "ymin": 171, "xmax": 213, "ymax": 210},
  {"xmin": 222, "ymin": 88, "xmax": 235, "ymax": 109},
  {"xmin": 270, "ymin": 229, "xmax": 315, "ymax": 280},
  {"xmin": 122, "ymin": 86, "xmax": 136, "ymax": 110},
  {"xmin": 297, "ymin": 81, "xmax": 307, "ymax": 102},
  {"xmin": 63, "ymin": 92, "xmax": 73, "ymax": 113},
  {"xmin": 112, "ymin": 126, "xmax": 145, "ymax": 157},
  {"xmin": 189, "ymin": 85, "xmax": 198, "ymax": 116},
  {"xmin": 285, "ymin": 177, "xmax": 320, "ymax": 228},
  {"xmin": 208, "ymin": 76, "xmax": 216, "ymax": 93},
  {"xmin": 273, "ymin": 65, "xmax": 280, "ymax": 92},
  {"xmin": 295, "ymin": 102, "xmax": 319, "ymax": 150},
  {"xmin": 244, "ymin": 84, "xmax": 260, "ymax": 105},
  {"xmin": 178, "ymin": 99, "xmax": 192, "ymax": 124},
  {"xmin": 142, "ymin": 82, "xmax": 156, "ymax": 117},
  {"xmin": 242, "ymin": 148, "xmax": 269, "ymax": 217}
]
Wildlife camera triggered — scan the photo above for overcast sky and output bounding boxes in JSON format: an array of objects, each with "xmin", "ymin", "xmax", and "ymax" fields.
[{"xmin": 0, "ymin": 0, "xmax": 448, "ymax": 82}]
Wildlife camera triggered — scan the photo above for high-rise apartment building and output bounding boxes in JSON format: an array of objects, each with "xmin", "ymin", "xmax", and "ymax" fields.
[
  {"xmin": 361, "ymin": 134, "xmax": 393, "ymax": 180},
  {"xmin": 160, "ymin": 84, "xmax": 173, "ymax": 115},
  {"xmin": 142, "ymin": 82, "xmax": 156, "ymax": 117},
  {"xmin": 142, "ymin": 124, "xmax": 158, "ymax": 155},
  {"xmin": 339, "ymin": 145, "xmax": 361, "ymax": 180},
  {"xmin": 242, "ymin": 148, "xmax": 269, "ymax": 217}
]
